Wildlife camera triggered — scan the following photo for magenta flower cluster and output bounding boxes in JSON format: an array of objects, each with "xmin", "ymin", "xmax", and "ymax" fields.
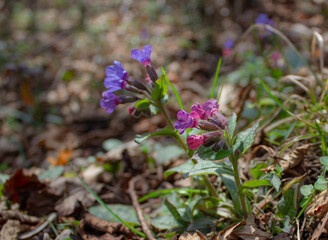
[
  {"xmin": 100, "ymin": 45, "xmax": 156, "ymax": 114},
  {"xmin": 174, "ymin": 99, "xmax": 227, "ymax": 150}
]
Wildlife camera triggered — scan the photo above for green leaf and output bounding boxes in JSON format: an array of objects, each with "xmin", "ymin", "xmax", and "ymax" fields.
[
  {"xmin": 250, "ymin": 163, "xmax": 267, "ymax": 179},
  {"xmin": 134, "ymin": 126, "xmax": 177, "ymax": 144},
  {"xmin": 154, "ymin": 144, "xmax": 185, "ymax": 164},
  {"xmin": 227, "ymin": 113, "xmax": 237, "ymax": 137},
  {"xmin": 164, "ymin": 198, "xmax": 189, "ymax": 226},
  {"xmin": 161, "ymin": 67, "xmax": 184, "ymax": 110},
  {"xmin": 300, "ymin": 185, "xmax": 314, "ymax": 197},
  {"xmin": 277, "ymin": 186, "xmax": 297, "ymax": 218},
  {"xmin": 233, "ymin": 120, "xmax": 259, "ymax": 155},
  {"xmin": 39, "ymin": 166, "xmax": 65, "ymax": 180},
  {"xmin": 320, "ymin": 157, "xmax": 328, "ymax": 166},
  {"xmin": 260, "ymin": 173, "xmax": 282, "ymax": 192},
  {"xmin": 211, "ymin": 58, "xmax": 222, "ymax": 99},
  {"xmin": 152, "ymin": 75, "xmax": 168, "ymax": 101},
  {"xmin": 221, "ymin": 174, "xmax": 242, "ymax": 216},
  {"xmin": 164, "ymin": 160, "xmax": 195, "ymax": 178},
  {"xmin": 314, "ymin": 176, "xmax": 328, "ymax": 191},
  {"xmin": 102, "ymin": 139, "xmax": 123, "ymax": 151},
  {"xmin": 197, "ymin": 145, "xmax": 231, "ymax": 161},
  {"xmin": 89, "ymin": 204, "xmax": 140, "ymax": 225},
  {"xmin": 134, "ymin": 99, "xmax": 152, "ymax": 110},
  {"xmin": 241, "ymin": 179, "xmax": 271, "ymax": 188},
  {"xmin": 183, "ymin": 159, "xmax": 233, "ymax": 179}
]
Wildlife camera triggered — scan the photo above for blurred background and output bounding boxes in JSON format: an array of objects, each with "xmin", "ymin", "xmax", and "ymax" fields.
[{"xmin": 0, "ymin": 0, "xmax": 327, "ymax": 171}]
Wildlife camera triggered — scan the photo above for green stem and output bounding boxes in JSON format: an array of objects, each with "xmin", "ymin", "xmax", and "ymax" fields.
[
  {"xmin": 231, "ymin": 156, "xmax": 248, "ymax": 218},
  {"xmin": 157, "ymin": 101, "xmax": 219, "ymax": 198},
  {"xmin": 226, "ymin": 130, "xmax": 248, "ymax": 218}
]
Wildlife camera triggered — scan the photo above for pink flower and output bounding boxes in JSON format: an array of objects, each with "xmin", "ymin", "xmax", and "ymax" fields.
[
  {"xmin": 187, "ymin": 135, "xmax": 206, "ymax": 149},
  {"xmin": 202, "ymin": 99, "xmax": 219, "ymax": 117},
  {"xmin": 191, "ymin": 103, "xmax": 207, "ymax": 120},
  {"xmin": 174, "ymin": 110, "xmax": 198, "ymax": 134}
]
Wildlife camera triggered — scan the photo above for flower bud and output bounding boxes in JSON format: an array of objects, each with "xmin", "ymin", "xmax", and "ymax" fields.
[
  {"xmin": 210, "ymin": 110, "xmax": 227, "ymax": 129},
  {"xmin": 126, "ymin": 78, "xmax": 148, "ymax": 91},
  {"xmin": 198, "ymin": 120, "xmax": 220, "ymax": 131},
  {"xmin": 212, "ymin": 139, "xmax": 225, "ymax": 152},
  {"xmin": 118, "ymin": 95, "xmax": 139, "ymax": 104},
  {"xmin": 125, "ymin": 85, "xmax": 144, "ymax": 94},
  {"xmin": 128, "ymin": 106, "xmax": 142, "ymax": 118},
  {"xmin": 146, "ymin": 65, "xmax": 158, "ymax": 82},
  {"xmin": 202, "ymin": 131, "xmax": 223, "ymax": 147}
]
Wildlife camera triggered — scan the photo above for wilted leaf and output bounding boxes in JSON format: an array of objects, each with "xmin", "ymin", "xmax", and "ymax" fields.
[
  {"xmin": 279, "ymin": 144, "xmax": 311, "ymax": 170},
  {"xmin": 233, "ymin": 215, "xmax": 271, "ymax": 240},
  {"xmin": 306, "ymin": 189, "xmax": 328, "ymax": 219}
]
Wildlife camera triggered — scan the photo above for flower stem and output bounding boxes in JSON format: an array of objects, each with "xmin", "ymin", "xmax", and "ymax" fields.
[
  {"xmin": 157, "ymin": 101, "xmax": 219, "ymax": 198},
  {"xmin": 231, "ymin": 155, "xmax": 248, "ymax": 218}
]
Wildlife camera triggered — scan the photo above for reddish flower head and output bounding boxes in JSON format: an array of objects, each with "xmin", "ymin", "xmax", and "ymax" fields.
[{"xmin": 187, "ymin": 135, "xmax": 206, "ymax": 149}]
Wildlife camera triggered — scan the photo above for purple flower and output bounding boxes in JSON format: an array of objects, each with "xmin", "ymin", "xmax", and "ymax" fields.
[
  {"xmin": 191, "ymin": 103, "xmax": 207, "ymax": 120},
  {"xmin": 104, "ymin": 61, "xmax": 129, "ymax": 92},
  {"xmin": 187, "ymin": 135, "xmax": 206, "ymax": 149},
  {"xmin": 202, "ymin": 99, "xmax": 219, "ymax": 117},
  {"xmin": 130, "ymin": 45, "xmax": 152, "ymax": 66},
  {"xmin": 100, "ymin": 90, "xmax": 120, "ymax": 113},
  {"xmin": 174, "ymin": 110, "xmax": 198, "ymax": 134},
  {"xmin": 255, "ymin": 14, "xmax": 274, "ymax": 27},
  {"xmin": 223, "ymin": 39, "xmax": 234, "ymax": 49}
]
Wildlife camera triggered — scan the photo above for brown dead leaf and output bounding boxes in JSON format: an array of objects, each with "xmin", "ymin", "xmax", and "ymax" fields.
[
  {"xmin": 0, "ymin": 220, "xmax": 21, "ymax": 240},
  {"xmin": 179, "ymin": 231, "xmax": 208, "ymax": 240},
  {"xmin": 279, "ymin": 144, "xmax": 311, "ymax": 170},
  {"xmin": 3, "ymin": 169, "xmax": 59, "ymax": 216},
  {"xmin": 306, "ymin": 189, "xmax": 328, "ymax": 219},
  {"xmin": 48, "ymin": 148, "xmax": 73, "ymax": 166},
  {"xmin": 233, "ymin": 215, "xmax": 271, "ymax": 240},
  {"xmin": 218, "ymin": 222, "xmax": 241, "ymax": 240},
  {"xmin": 79, "ymin": 213, "xmax": 139, "ymax": 240}
]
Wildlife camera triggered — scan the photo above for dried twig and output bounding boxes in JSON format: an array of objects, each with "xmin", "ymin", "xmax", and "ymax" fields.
[{"xmin": 129, "ymin": 176, "xmax": 156, "ymax": 240}]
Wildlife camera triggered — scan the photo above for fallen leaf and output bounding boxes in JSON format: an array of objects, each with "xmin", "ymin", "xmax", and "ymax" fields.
[
  {"xmin": 233, "ymin": 215, "xmax": 271, "ymax": 240},
  {"xmin": 280, "ymin": 144, "xmax": 311, "ymax": 170},
  {"xmin": 48, "ymin": 148, "xmax": 73, "ymax": 166},
  {"xmin": 306, "ymin": 189, "xmax": 328, "ymax": 219},
  {"xmin": 0, "ymin": 220, "xmax": 20, "ymax": 240},
  {"xmin": 179, "ymin": 231, "xmax": 208, "ymax": 240}
]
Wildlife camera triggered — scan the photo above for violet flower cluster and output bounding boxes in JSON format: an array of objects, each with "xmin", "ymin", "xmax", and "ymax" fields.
[
  {"xmin": 174, "ymin": 99, "xmax": 227, "ymax": 150},
  {"xmin": 223, "ymin": 39, "xmax": 234, "ymax": 57},
  {"xmin": 100, "ymin": 45, "xmax": 158, "ymax": 115}
]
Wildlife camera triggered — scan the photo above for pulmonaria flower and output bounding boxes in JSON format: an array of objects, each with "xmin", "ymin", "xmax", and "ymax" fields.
[
  {"xmin": 191, "ymin": 103, "xmax": 207, "ymax": 120},
  {"xmin": 100, "ymin": 90, "xmax": 120, "ymax": 113},
  {"xmin": 187, "ymin": 135, "xmax": 206, "ymax": 149},
  {"xmin": 202, "ymin": 99, "xmax": 219, "ymax": 117},
  {"xmin": 223, "ymin": 39, "xmax": 234, "ymax": 57},
  {"xmin": 174, "ymin": 110, "xmax": 198, "ymax": 134},
  {"xmin": 130, "ymin": 45, "xmax": 152, "ymax": 66},
  {"xmin": 104, "ymin": 61, "xmax": 129, "ymax": 92},
  {"xmin": 255, "ymin": 14, "xmax": 274, "ymax": 27}
]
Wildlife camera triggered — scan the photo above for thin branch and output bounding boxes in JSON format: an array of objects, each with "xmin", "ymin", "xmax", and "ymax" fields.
[{"xmin": 129, "ymin": 176, "xmax": 156, "ymax": 240}]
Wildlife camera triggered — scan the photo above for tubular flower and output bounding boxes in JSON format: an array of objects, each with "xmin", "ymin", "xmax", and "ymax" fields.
[
  {"xmin": 104, "ymin": 61, "xmax": 129, "ymax": 92},
  {"xmin": 130, "ymin": 45, "xmax": 152, "ymax": 66},
  {"xmin": 202, "ymin": 99, "xmax": 219, "ymax": 117},
  {"xmin": 174, "ymin": 110, "xmax": 198, "ymax": 134},
  {"xmin": 223, "ymin": 39, "xmax": 234, "ymax": 57},
  {"xmin": 187, "ymin": 135, "xmax": 206, "ymax": 149},
  {"xmin": 191, "ymin": 103, "xmax": 207, "ymax": 120},
  {"xmin": 100, "ymin": 90, "xmax": 120, "ymax": 113},
  {"xmin": 255, "ymin": 13, "xmax": 274, "ymax": 26}
]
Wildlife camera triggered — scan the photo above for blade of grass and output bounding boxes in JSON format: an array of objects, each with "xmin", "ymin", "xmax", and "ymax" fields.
[
  {"xmin": 211, "ymin": 58, "xmax": 222, "ymax": 99},
  {"xmin": 69, "ymin": 162, "xmax": 146, "ymax": 238},
  {"xmin": 161, "ymin": 67, "xmax": 184, "ymax": 110},
  {"xmin": 278, "ymin": 134, "xmax": 319, "ymax": 156},
  {"xmin": 314, "ymin": 120, "xmax": 328, "ymax": 156},
  {"xmin": 138, "ymin": 188, "xmax": 208, "ymax": 203},
  {"xmin": 259, "ymin": 78, "xmax": 315, "ymax": 129}
]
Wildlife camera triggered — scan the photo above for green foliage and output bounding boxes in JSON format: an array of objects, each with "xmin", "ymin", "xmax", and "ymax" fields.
[
  {"xmin": 152, "ymin": 75, "xmax": 168, "ymax": 101},
  {"xmin": 227, "ymin": 113, "xmax": 237, "ymax": 137},
  {"xmin": 102, "ymin": 138, "xmax": 123, "ymax": 151},
  {"xmin": 197, "ymin": 145, "xmax": 231, "ymax": 161},
  {"xmin": 135, "ymin": 126, "xmax": 177, "ymax": 144},
  {"xmin": 39, "ymin": 166, "xmax": 65, "ymax": 180},
  {"xmin": 233, "ymin": 120, "xmax": 259, "ymax": 157}
]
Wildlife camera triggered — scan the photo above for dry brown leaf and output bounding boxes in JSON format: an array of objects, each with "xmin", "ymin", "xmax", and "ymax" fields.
[
  {"xmin": 218, "ymin": 222, "xmax": 241, "ymax": 240},
  {"xmin": 179, "ymin": 231, "xmax": 208, "ymax": 240},
  {"xmin": 233, "ymin": 215, "xmax": 271, "ymax": 240},
  {"xmin": 279, "ymin": 144, "xmax": 311, "ymax": 170},
  {"xmin": 306, "ymin": 189, "xmax": 328, "ymax": 219},
  {"xmin": 0, "ymin": 220, "xmax": 20, "ymax": 240},
  {"xmin": 48, "ymin": 148, "xmax": 73, "ymax": 166}
]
